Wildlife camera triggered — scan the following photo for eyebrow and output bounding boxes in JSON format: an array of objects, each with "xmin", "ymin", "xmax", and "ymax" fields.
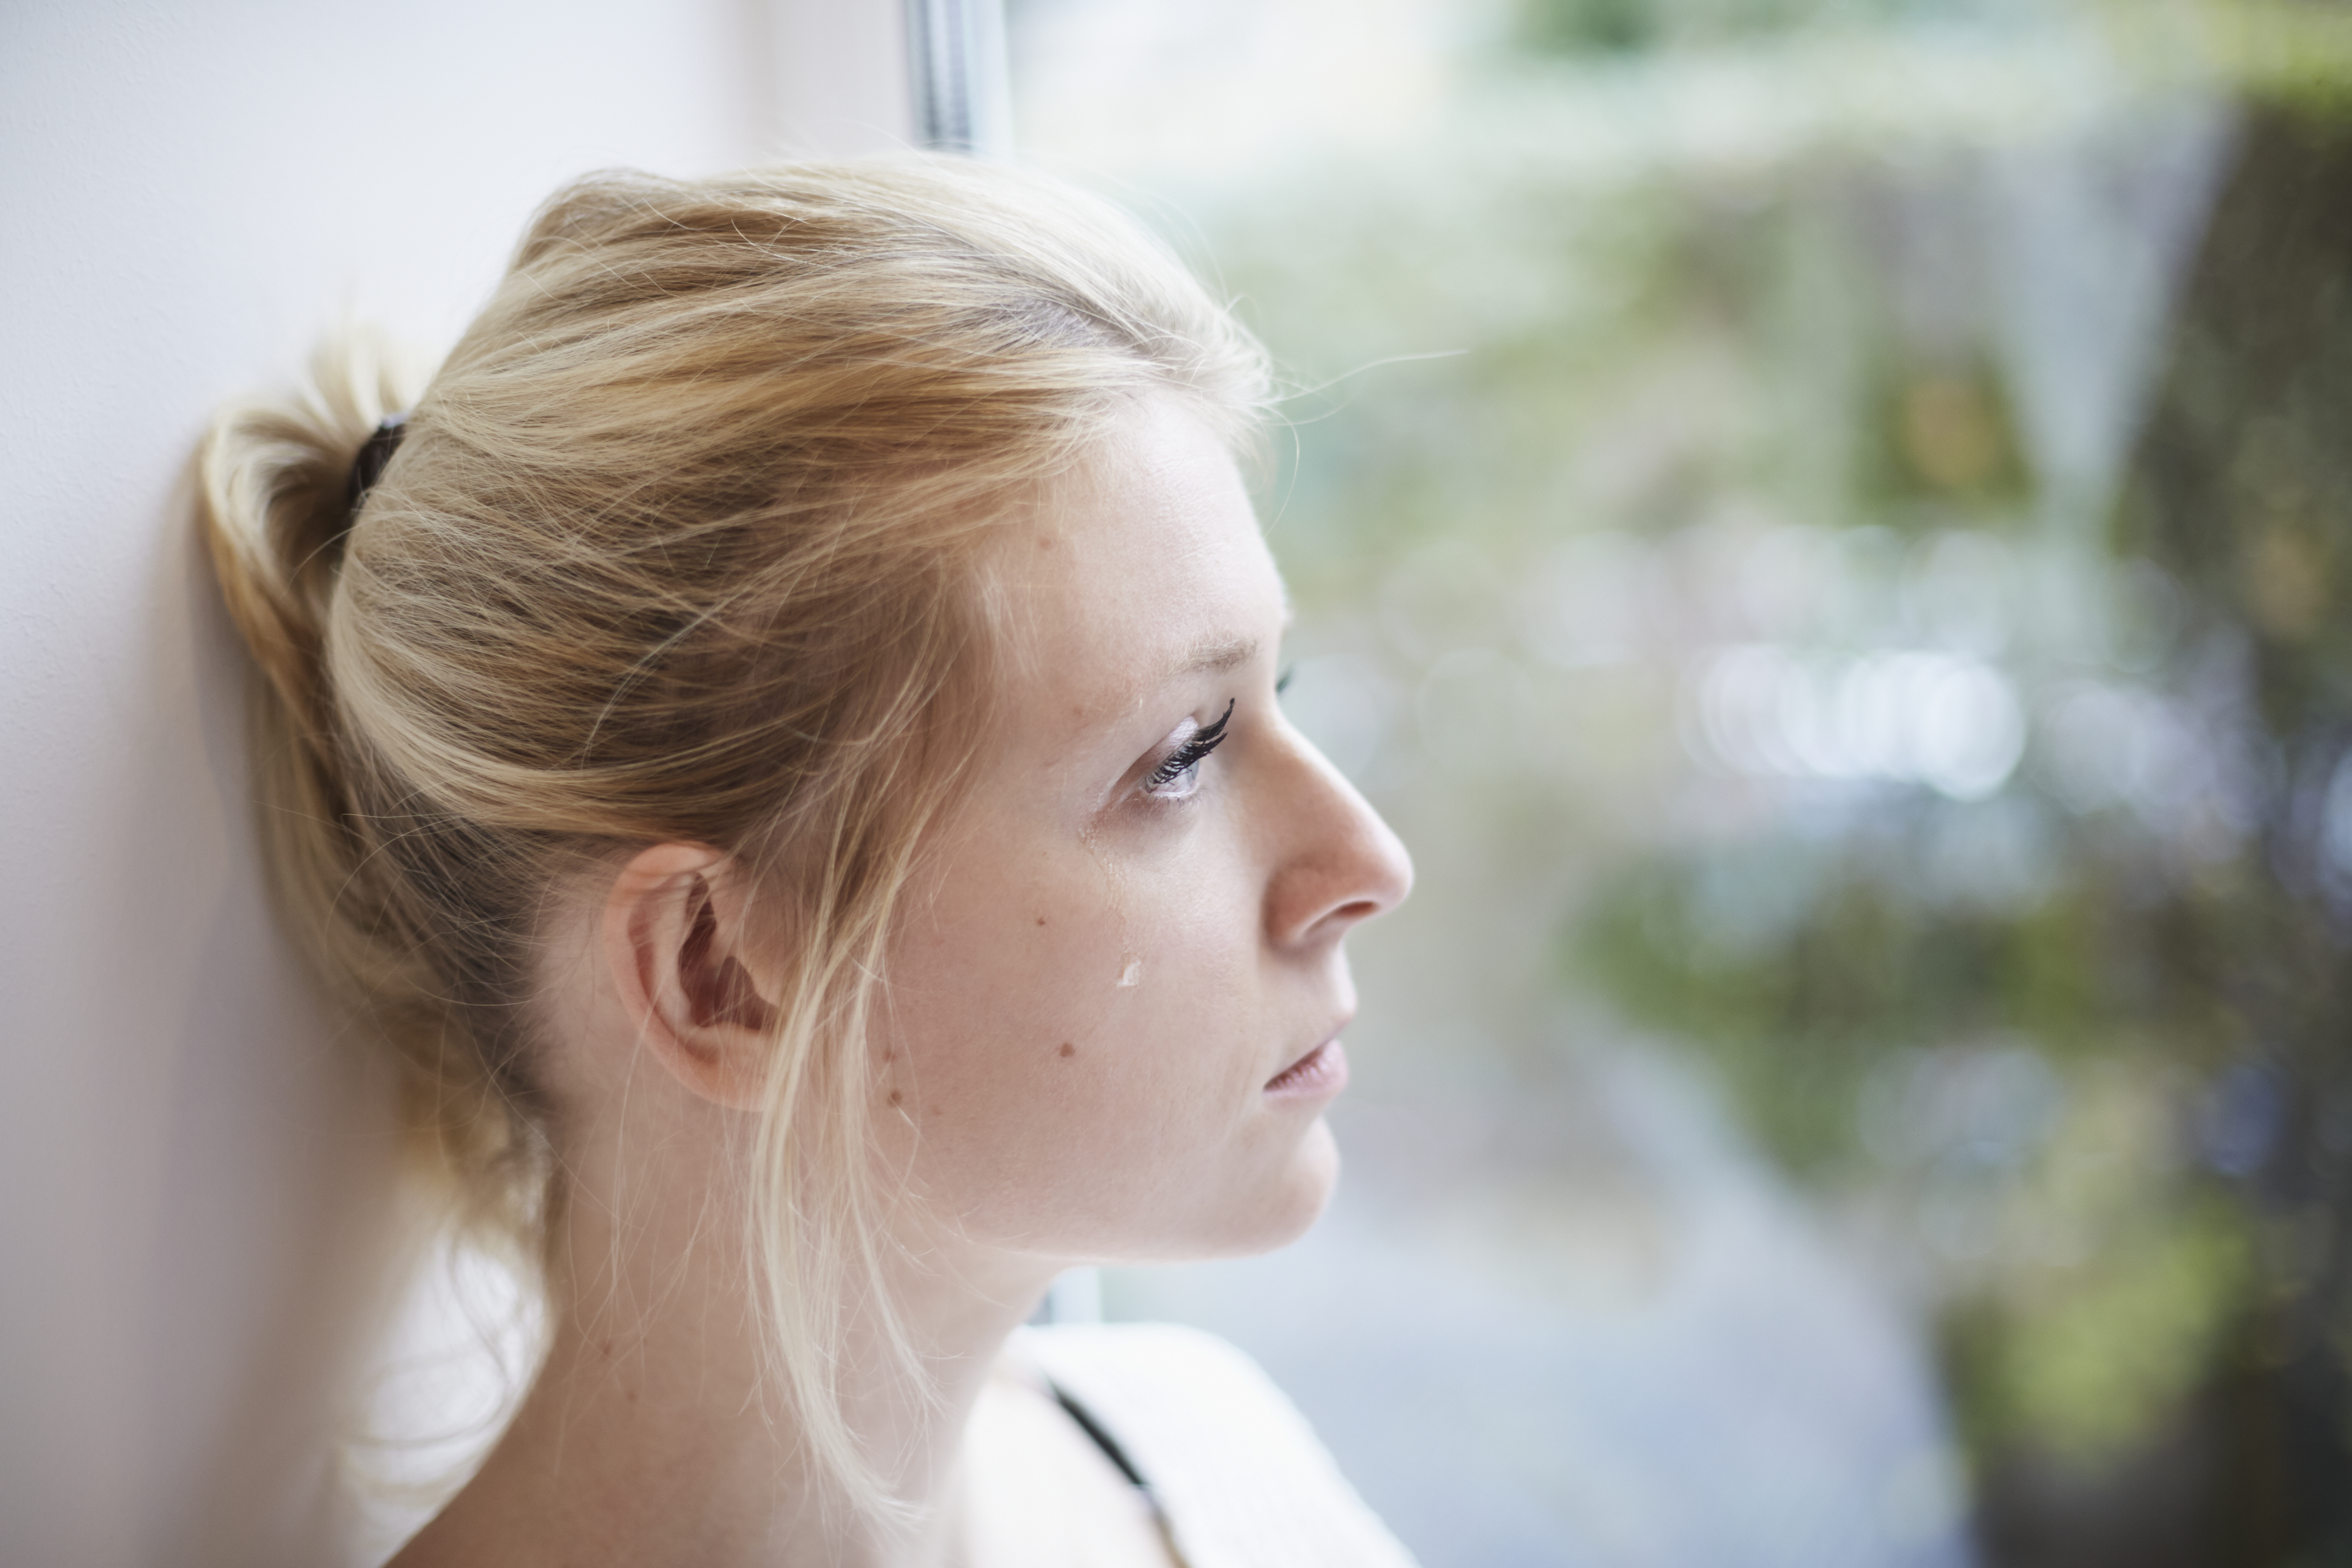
[{"xmin": 1168, "ymin": 634, "xmax": 1261, "ymax": 681}]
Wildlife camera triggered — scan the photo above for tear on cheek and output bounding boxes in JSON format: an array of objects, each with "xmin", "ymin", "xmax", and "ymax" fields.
[{"xmin": 1118, "ymin": 959, "xmax": 1143, "ymax": 988}]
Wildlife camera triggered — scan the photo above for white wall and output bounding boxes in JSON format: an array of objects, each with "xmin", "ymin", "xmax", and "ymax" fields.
[{"xmin": 0, "ymin": 5, "xmax": 908, "ymax": 1563}]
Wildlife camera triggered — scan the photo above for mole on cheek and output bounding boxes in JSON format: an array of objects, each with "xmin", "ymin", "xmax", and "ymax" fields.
[
  {"xmin": 888, "ymin": 1090, "xmax": 903, "ymax": 1107},
  {"xmin": 1058, "ymin": 1042, "xmax": 1076, "ymax": 1059}
]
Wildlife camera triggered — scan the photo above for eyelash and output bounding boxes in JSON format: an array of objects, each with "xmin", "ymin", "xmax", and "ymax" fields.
[{"xmin": 1143, "ymin": 698, "xmax": 1236, "ymax": 799}]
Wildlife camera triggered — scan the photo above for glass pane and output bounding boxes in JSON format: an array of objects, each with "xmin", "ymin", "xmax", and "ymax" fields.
[{"xmin": 1006, "ymin": 2, "xmax": 2352, "ymax": 1564}]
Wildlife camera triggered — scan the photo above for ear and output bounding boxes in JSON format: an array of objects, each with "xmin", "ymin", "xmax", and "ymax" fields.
[{"xmin": 601, "ymin": 842, "xmax": 782, "ymax": 1110}]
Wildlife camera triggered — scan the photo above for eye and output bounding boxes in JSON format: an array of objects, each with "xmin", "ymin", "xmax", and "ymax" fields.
[{"xmin": 1142, "ymin": 699, "xmax": 1236, "ymax": 801}]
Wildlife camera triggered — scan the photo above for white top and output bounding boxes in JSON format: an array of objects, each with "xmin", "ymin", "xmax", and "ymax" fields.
[{"xmin": 1008, "ymin": 1323, "xmax": 1422, "ymax": 1568}]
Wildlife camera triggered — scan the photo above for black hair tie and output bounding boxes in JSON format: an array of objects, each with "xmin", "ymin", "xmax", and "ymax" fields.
[{"xmin": 342, "ymin": 414, "xmax": 409, "ymax": 525}]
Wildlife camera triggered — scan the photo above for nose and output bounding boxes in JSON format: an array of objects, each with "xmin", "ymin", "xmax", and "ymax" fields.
[{"xmin": 1262, "ymin": 724, "xmax": 1414, "ymax": 950}]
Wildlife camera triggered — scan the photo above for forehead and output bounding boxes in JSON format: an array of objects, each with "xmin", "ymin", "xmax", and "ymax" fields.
[{"xmin": 994, "ymin": 399, "xmax": 1281, "ymax": 713}]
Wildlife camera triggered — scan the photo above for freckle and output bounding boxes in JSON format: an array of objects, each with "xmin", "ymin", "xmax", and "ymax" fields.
[
  {"xmin": 1038, "ymin": 536, "xmax": 1055, "ymax": 550},
  {"xmin": 888, "ymin": 1090, "xmax": 903, "ymax": 1107},
  {"xmin": 1059, "ymin": 1042, "xmax": 1075, "ymax": 1058},
  {"xmin": 1036, "ymin": 916, "xmax": 1046, "ymax": 927},
  {"xmin": 930, "ymin": 1105, "xmax": 944, "ymax": 1117}
]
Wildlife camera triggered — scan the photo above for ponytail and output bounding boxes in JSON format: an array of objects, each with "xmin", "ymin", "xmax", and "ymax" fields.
[{"xmin": 198, "ymin": 339, "xmax": 552, "ymax": 1248}]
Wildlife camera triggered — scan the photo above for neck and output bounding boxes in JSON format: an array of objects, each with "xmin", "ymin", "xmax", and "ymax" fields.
[{"xmin": 401, "ymin": 1173, "xmax": 1059, "ymax": 1568}]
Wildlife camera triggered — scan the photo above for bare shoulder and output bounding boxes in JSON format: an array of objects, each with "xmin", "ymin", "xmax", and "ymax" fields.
[
  {"xmin": 1015, "ymin": 1324, "xmax": 1421, "ymax": 1568},
  {"xmin": 965, "ymin": 1361, "xmax": 1177, "ymax": 1568}
]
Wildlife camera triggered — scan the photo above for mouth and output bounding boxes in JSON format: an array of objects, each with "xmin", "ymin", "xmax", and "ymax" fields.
[{"xmin": 1264, "ymin": 1038, "xmax": 1349, "ymax": 1098}]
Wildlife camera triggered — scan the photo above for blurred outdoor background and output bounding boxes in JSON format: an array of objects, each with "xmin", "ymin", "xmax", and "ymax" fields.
[{"xmin": 1002, "ymin": 1, "xmax": 2352, "ymax": 1564}]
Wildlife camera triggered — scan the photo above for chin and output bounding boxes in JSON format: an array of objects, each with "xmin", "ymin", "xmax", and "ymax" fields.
[{"xmin": 1199, "ymin": 1116, "xmax": 1343, "ymax": 1261}]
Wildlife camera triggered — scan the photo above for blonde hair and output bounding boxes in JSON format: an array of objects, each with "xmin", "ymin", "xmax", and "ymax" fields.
[{"xmin": 197, "ymin": 158, "xmax": 1267, "ymax": 1513}]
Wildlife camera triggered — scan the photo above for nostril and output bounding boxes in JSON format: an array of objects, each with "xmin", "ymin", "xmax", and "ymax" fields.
[{"xmin": 1307, "ymin": 896, "xmax": 1392, "ymax": 940}]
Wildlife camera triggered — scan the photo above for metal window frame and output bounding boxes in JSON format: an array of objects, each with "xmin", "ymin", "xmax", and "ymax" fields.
[{"xmin": 906, "ymin": 0, "xmax": 1011, "ymax": 156}]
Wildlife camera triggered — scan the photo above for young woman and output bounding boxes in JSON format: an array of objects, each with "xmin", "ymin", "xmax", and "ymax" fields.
[{"xmin": 200, "ymin": 158, "xmax": 1413, "ymax": 1568}]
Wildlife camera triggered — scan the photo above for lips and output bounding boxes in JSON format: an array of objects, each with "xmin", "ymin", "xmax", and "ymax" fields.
[{"xmin": 1264, "ymin": 1038, "xmax": 1349, "ymax": 1097}]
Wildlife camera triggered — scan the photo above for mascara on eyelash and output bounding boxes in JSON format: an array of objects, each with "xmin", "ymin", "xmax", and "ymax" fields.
[{"xmin": 1146, "ymin": 698, "xmax": 1236, "ymax": 788}]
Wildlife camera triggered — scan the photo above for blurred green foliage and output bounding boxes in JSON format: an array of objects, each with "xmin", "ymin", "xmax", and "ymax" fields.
[
  {"xmin": 1512, "ymin": 0, "xmax": 1967, "ymax": 56},
  {"xmin": 1573, "ymin": 862, "xmax": 2115, "ymax": 1174}
]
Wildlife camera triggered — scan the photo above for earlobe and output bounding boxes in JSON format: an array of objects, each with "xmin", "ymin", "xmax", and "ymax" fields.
[{"xmin": 602, "ymin": 842, "xmax": 781, "ymax": 1110}]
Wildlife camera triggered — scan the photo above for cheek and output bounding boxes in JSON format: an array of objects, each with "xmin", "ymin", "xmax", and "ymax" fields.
[
  {"xmin": 877, "ymin": 842, "xmax": 1268, "ymax": 1229},
  {"xmin": 880, "ymin": 853, "xmax": 1131, "ymax": 1146}
]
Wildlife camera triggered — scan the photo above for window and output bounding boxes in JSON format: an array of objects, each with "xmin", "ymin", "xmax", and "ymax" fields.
[{"xmin": 1008, "ymin": 2, "xmax": 2352, "ymax": 1561}]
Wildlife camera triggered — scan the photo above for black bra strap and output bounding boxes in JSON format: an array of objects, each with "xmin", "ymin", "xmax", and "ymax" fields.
[{"xmin": 1048, "ymin": 1382, "xmax": 1152, "ymax": 1494}]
